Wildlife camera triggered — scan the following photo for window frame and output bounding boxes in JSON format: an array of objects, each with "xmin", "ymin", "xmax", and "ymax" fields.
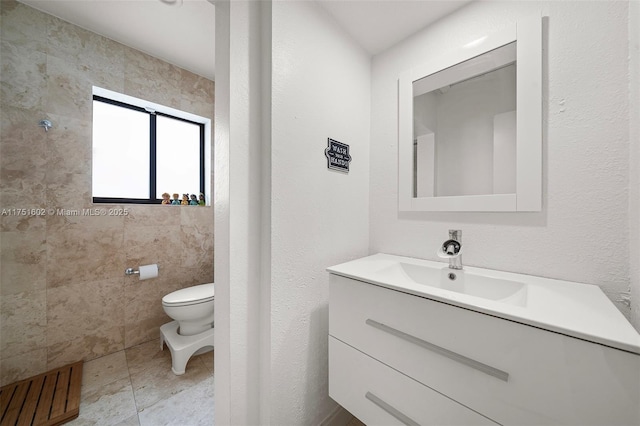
[{"xmin": 92, "ymin": 95, "xmax": 206, "ymax": 205}]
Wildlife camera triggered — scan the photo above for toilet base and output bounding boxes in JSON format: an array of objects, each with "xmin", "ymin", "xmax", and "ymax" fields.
[{"xmin": 160, "ymin": 321, "xmax": 214, "ymax": 375}]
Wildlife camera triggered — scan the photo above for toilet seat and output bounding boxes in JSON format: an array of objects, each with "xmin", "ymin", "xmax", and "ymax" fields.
[{"xmin": 162, "ymin": 283, "xmax": 214, "ymax": 307}]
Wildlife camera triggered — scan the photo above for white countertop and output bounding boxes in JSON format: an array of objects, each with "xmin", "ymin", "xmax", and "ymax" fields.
[{"xmin": 327, "ymin": 253, "xmax": 640, "ymax": 355}]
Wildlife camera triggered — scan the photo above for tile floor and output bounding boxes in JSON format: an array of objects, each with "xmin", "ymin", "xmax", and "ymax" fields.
[
  {"xmin": 67, "ymin": 339, "xmax": 214, "ymax": 426},
  {"xmin": 67, "ymin": 340, "xmax": 363, "ymax": 426}
]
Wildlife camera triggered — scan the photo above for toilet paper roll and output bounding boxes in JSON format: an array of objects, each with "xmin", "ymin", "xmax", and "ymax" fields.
[{"xmin": 138, "ymin": 264, "xmax": 159, "ymax": 280}]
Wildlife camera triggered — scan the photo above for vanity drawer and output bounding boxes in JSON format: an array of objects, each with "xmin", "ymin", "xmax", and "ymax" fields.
[
  {"xmin": 329, "ymin": 336, "xmax": 497, "ymax": 426},
  {"xmin": 329, "ymin": 274, "xmax": 640, "ymax": 425}
]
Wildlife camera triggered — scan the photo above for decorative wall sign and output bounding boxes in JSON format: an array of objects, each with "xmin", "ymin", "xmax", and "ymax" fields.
[{"xmin": 325, "ymin": 138, "xmax": 351, "ymax": 173}]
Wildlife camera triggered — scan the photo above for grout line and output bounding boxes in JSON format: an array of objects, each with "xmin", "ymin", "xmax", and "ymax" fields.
[{"xmin": 123, "ymin": 344, "xmax": 143, "ymax": 422}]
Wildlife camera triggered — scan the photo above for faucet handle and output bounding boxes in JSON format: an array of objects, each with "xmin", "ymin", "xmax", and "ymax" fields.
[
  {"xmin": 438, "ymin": 239, "xmax": 462, "ymax": 258},
  {"xmin": 441, "ymin": 230, "xmax": 463, "ymax": 269}
]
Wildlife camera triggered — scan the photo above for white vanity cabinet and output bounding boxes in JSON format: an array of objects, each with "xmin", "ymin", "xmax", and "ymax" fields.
[
  {"xmin": 328, "ymin": 273, "xmax": 640, "ymax": 426},
  {"xmin": 329, "ymin": 336, "xmax": 496, "ymax": 426}
]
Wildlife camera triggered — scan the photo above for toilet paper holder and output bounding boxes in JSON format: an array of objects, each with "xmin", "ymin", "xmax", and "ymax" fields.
[
  {"xmin": 125, "ymin": 264, "xmax": 160, "ymax": 280},
  {"xmin": 125, "ymin": 267, "xmax": 140, "ymax": 276},
  {"xmin": 125, "ymin": 265, "xmax": 159, "ymax": 275}
]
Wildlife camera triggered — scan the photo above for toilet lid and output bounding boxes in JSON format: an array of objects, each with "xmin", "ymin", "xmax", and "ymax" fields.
[{"xmin": 162, "ymin": 283, "xmax": 215, "ymax": 307}]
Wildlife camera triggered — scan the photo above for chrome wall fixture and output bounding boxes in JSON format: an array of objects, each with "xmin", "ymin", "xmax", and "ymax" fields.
[
  {"xmin": 125, "ymin": 267, "xmax": 140, "ymax": 276},
  {"xmin": 39, "ymin": 119, "xmax": 53, "ymax": 132}
]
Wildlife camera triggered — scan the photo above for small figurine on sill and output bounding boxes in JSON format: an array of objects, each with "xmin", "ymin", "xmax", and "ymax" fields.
[
  {"xmin": 161, "ymin": 192, "xmax": 171, "ymax": 205},
  {"xmin": 189, "ymin": 194, "xmax": 198, "ymax": 205},
  {"xmin": 181, "ymin": 194, "xmax": 189, "ymax": 205},
  {"xmin": 171, "ymin": 193, "xmax": 180, "ymax": 205},
  {"xmin": 198, "ymin": 193, "xmax": 206, "ymax": 206}
]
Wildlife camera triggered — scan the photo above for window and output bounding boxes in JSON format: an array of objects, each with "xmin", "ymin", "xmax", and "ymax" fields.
[{"xmin": 92, "ymin": 87, "xmax": 210, "ymax": 204}]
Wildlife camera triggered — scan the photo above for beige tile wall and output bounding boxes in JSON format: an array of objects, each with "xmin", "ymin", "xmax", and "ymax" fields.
[{"xmin": 0, "ymin": 0, "xmax": 214, "ymax": 386}]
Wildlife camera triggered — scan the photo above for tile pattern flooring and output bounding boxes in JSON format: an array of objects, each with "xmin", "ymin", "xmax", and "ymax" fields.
[
  {"xmin": 67, "ymin": 339, "xmax": 364, "ymax": 426},
  {"xmin": 67, "ymin": 339, "xmax": 214, "ymax": 426}
]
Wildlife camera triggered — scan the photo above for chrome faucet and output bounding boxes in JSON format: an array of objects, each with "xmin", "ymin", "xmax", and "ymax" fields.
[{"xmin": 438, "ymin": 229, "xmax": 462, "ymax": 270}]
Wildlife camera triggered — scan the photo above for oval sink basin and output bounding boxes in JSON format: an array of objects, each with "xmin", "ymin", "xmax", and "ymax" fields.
[{"xmin": 378, "ymin": 262, "xmax": 528, "ymax": 306}]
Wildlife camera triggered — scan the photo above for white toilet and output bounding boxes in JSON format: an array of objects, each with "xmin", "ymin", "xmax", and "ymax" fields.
[{"xmin": 160, "ymin": 282, "xmax": 215, "ymax": 375}]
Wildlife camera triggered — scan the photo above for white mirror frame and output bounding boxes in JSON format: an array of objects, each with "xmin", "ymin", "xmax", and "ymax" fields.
[{"xmin": 398, "ymin": 16, "xmax": 542, "ymax": 212}]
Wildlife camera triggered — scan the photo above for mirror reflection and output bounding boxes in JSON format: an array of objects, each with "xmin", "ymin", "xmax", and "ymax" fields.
[{"xmin": 412, "ymin": 42, "xmax": 516, "ymax": 198}]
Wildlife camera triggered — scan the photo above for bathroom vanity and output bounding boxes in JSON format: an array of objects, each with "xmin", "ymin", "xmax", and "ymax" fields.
[{"xmin": 327, "ymin": 254, "xmax": 640, "ymax": 425}]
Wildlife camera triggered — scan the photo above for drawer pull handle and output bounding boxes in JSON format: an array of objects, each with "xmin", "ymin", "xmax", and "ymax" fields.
[
  {"xmin": 365, "ymin": 391, "xmax": 420, "ymax": 426},
  {"xmin": 366, "ymin": 318, "xmax": 509, "ymax": 382}
]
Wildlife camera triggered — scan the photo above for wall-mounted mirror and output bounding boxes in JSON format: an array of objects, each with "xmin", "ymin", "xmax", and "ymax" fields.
[{"xmin": 398, "ymin": 16, "xmax": 542, "ymax": 212}]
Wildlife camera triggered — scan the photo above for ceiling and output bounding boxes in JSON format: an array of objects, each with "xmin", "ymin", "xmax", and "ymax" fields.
[
  {"xmin": 18, "ymin": 0, "xmax": 472, "ymax": 81},
  {"xmin": 19, "ymin": 0, "xmax": 217, "ymax": 80},
  {"xmin": 318, "ymin": 0, "xmax": 471, "ymax": 55}
]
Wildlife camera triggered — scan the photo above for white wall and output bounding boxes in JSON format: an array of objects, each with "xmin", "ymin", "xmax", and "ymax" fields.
[
  {"xmin": 217, "ymin": 1, "xmax": 369, "ymax": 423},
  {"xmin": 269, "ymin": 1, "xmax": 370, "ymax": 424},
  {"xmin": 213, "ymin": 2, "xmax": 231, "ymax": 423},
  {"xmin": 629, "ymin": 0, "xmax": 640, "ymax": 330},
  {"xmin": 214, "ymin": 1, "xmax": 266, "ymax": 423},
  {"xmin": 370, "ymin": 0, "xmax": 636, "ymax": 323}
]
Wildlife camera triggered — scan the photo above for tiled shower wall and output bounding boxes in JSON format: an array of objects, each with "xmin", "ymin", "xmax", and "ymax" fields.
[{"xmin": 0, "ymin": 0, "xmax": 214, "ymax": 386}]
